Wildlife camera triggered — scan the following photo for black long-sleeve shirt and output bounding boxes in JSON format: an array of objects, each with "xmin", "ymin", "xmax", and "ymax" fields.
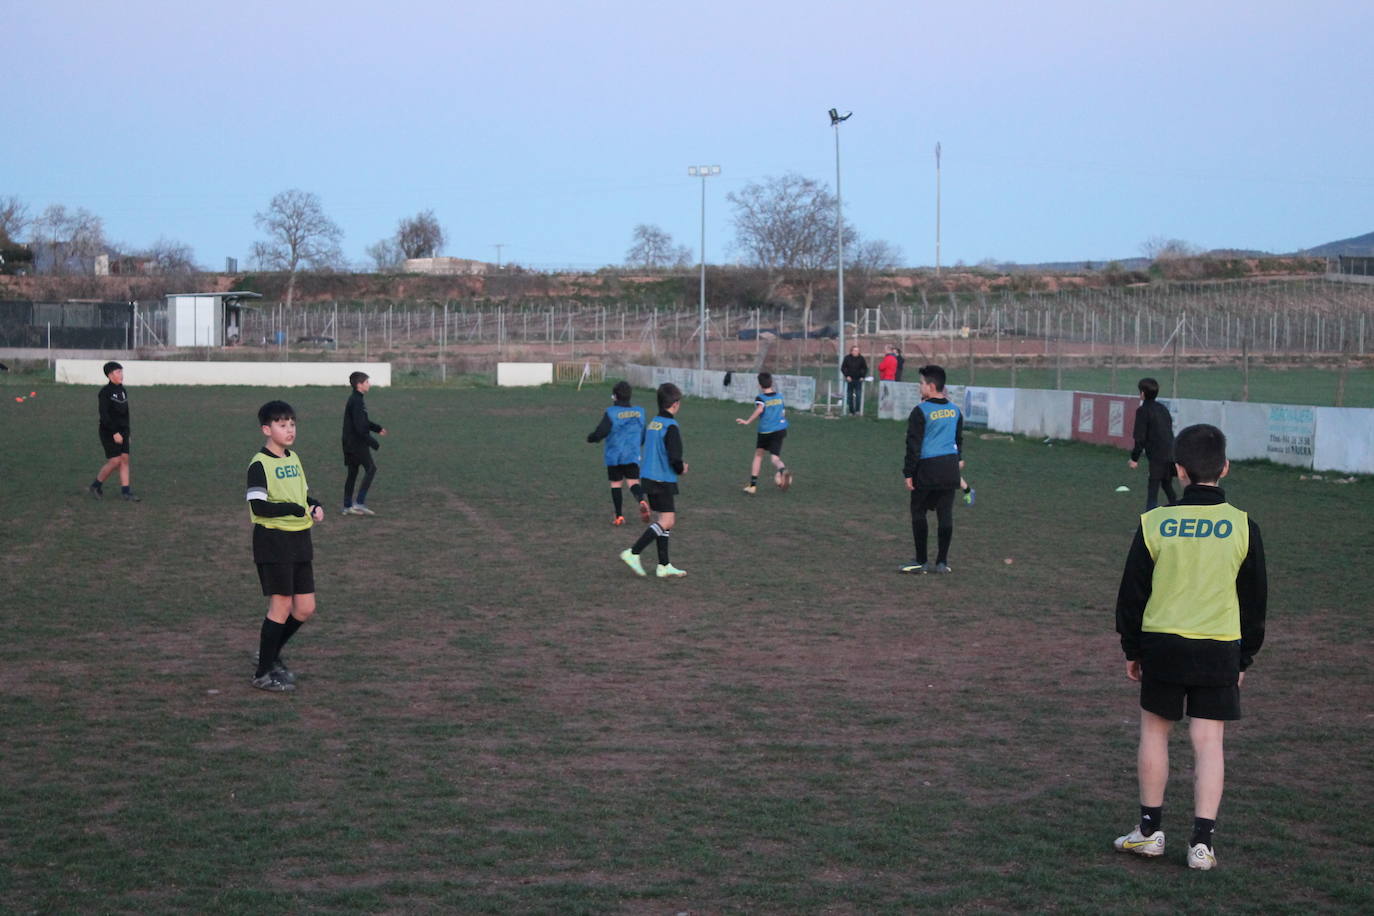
[
  {"xmin": 98, "ymin": 382, "xmax": 130, "ymax": 436},
  {"xmin": 341, "ymin": 390, "xmax": 382, "ymax": 457},
  {"xmin": 1115, "ymin": 484, "xmax": 1267, "ymax": 681},
  {"xmin": 841, "ymin": 353, "xmax": 868, "ymax": 381},
  {"xmin": 1130, "ymin": 399, "xmax": 1175, "ymax": 474}
]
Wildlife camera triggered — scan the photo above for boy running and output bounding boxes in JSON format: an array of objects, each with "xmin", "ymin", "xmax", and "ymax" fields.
[
  {"xmin": 899, "ymin": 364, "xmax": 963, "ymax": 574},
  {"xmin": 1114, "ymin": 423, "xmax": 1267, "ymax": 870},
  {"xmin": 88, "ymin": 361, "xmax": 139, "ymax": 502},
  {"xmin": 620, "ymin": 383, "xmax": 688, "ymax": 578},
  {"xmin": 586, "ymin": 380, "xmax": 649, "ymax": 525},
  {"xmin": 736, "ymin": 372, "xmax": 792, "ymax": 494},
  {"xmin": 341, "ymin": 371, "xmax": 386, "ymax": 515},
  {"xmin": 247, "ymin": 400, "xmax": 325, "ymax": 692}
]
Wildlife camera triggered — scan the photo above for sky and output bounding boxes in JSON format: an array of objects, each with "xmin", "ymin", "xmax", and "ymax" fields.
[{"xmin": 7, "ymin": 0, "xmax": 1374, "ymax": 272}]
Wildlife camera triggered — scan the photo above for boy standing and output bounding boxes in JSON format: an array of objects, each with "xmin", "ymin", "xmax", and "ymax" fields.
[
  {"xmin": 88, "ymin": 361, "xmax": 139, "ymax": 502},
  {"xmin": 341, "ymin": 371, "xmax": 386, "ymax": 516},
  {"xmin": 1114, "ymin": 423, "xmax": 1267, "ymax": 870},
  {"xmin": 736, "ymin": 372, "xmax": 791, "ymax": 494},
  {"xmin": 247, "ymin": 401, "xmax": 325, "ymax": 692},
  {"xmin": 899, "ymin": 365, "xmax": 963, "ymax": 574},
  {"xmin": 619, "ymin": 383, "xmax": 688, "ymax": 578},
  {"xmin": 1129, "ymin": 377, "xmax": 1177, "ymax": 510},
  {"xmin": 586, "ymin": 380, "xmax": 649, "ymax": 525}
]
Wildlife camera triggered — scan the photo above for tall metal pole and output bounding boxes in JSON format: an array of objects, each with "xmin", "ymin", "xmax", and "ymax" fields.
[
  {"xmin": 830, "ymin": 109, "xmax": 850, "ymax": 385},
  {"xmin": 699, "ymin": 173, "xmax": 707, "ymax": 376},
  {"xmin": 688, "ymin": 165, "xmax": 719, "ymax": 383},
  {"xmin": 935, "ymin": 142, "xmax": 942, "ymax": 276}
]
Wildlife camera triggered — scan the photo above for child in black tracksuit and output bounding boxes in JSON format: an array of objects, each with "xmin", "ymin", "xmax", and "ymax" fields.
[
  {"xmin": 1129, "ymin": 377, "xmax": 1177, "ymax": 510},
  {"xmin": 89, "ymin": 360, "xmax": 139, "ymax": 502},
  {"xmin": 341, "ymin": 371, "xmax": 386, "ymax": 515}
]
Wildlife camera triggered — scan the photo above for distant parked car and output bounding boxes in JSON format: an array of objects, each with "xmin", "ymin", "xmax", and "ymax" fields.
[{"xmin": 297, "ymin": 335, "xmax": 335, "ymax": 345}]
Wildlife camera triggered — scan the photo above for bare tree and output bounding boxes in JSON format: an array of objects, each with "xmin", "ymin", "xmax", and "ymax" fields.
[
  {"xmin": 1141, "ymin": 236, "xmax": 1202, "ymax": 260},
  {"xmin": 139, "ymin": 237, "xmax": 200, "ymax": 274},
  {"xmin": 846, "ymin": 237, "xmax": 904, "ymax": 309},
  {"xmin": 253, "ymin": 189, "xmax": 344, "ymax": 309},
  {"xmin": 0, "ymin": 195, "xmax": 29, "ymax": 245},
  {"xmin": 396, "ymin": 210, "xmax": 445, "ymax": 259},
  {"xmin": 727, "ymin": 172, "xmax": 854, "ymax": 312},
  {"xmin": 31, "ymin": 204, "xmax": 107, "ymax": 275},
  {"xmin": 366, "ymin": 238, "xmax": 405, "ymax": 272},
  {"xmin": 625, "ymin": 224, "xmax": 691, "ymax": 270}
]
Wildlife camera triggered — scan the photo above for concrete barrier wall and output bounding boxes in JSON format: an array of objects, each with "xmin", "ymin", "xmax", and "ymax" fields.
[
  {"xmin": 497, "ymin": 362, "xmax": 553, "ymax": 386},
  {"xmin": 625, "ymin": 365, "xmax": 816, "ymax": 410},
  {"xmin": 56, "ymin": 359, "xmax": 391, "ymax": 387},
  {"xmin": 1314, "ymin": 408, "xmax": 1374, "ymax": 474},
  {"xmin": 1012, "ymin": 389, "xmax": 1076, "ymax": 439}
]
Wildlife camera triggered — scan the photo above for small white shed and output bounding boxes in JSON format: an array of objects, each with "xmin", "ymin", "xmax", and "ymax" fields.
[{"xmin": 163, "ymin": 292, "xmax": 263, "ymax": 347}]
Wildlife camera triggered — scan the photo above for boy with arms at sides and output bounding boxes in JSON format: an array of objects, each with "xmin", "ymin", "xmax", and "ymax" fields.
[
  {"xmin": 899, "ymin": 365, "xmax": 963, "ymax": 574},
  {"xmin": 736, "ymin": 372, "xmax": 792, "ymax": 494},
  {"xmin": 1114, "ymin": 423, "xmax": 1267, "ymax": 870},
  {"xmin": 341, "ymin": 371, "xmax": 386, "ymax": 516},
  {"xmin": 89, "ymin": 361, "xmax": 139, "ymax": 501},
  {"xmin": 586, "ymin": 380, "xmax": 649, "ymax": 525},
  {"xmin": 248, "ymin": 401, "xmax": 325, "ymax": 692},
  {"xmin": 620, "ymin": 384, "xmax": 689, "ymax": 578},
  {"xmin": 1129, "ymin": 376, "xmax": 1177, "ymax": 510}
]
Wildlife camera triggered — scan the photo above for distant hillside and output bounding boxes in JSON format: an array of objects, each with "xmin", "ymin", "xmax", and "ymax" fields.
[{"xmin": 1303, "ymin": 231, "xmax": 1374, "ymax": 257}]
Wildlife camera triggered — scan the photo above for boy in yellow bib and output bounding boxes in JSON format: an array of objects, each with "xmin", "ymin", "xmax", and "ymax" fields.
[
  {"xmin": 1112, "ymin": 424, "xmax": 1266, "ymax": 870},
  {"xmin": 246, "ymin": 401, "xmax": 325, "ymax": 692}
]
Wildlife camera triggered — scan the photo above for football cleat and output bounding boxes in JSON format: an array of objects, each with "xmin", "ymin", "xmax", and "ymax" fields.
[
  {"xmin": 352, "ymin": 504, "xmax": 376, "ymax": 516},
  {"xmin": 612, "ymin": 515, "xmax": 625, "ymax": 526},
  {"xmin": 638, "ymin": 499, "xmax": 652, "ymax": 523},
  {"xmin": 251, "ymin": 671, "xmax": 296, "ymax": 692},
  {"xmin": 898, "ymin": 561, "xmax": 927, "ymax": 574},
  {"xmin": 655, "ymin": 563, "xmax": 687, "ymax": 578},
  {"xmin": 88, "ymin": 483, "xmax": 104, "ymax": 500},
  {"xmin": 963, "ymin": 488, "xmax": 975, "ymax": 506},
  {"xmin": 742, "ymin": 485, "xmax": 757, "ymax": 495},
  {"xmin": 620, "ymin": 548, "xmax": 646, "ymax": 577},
  {"xmin": 932, "ymin": 562, "xmax": 953, "ymax": 574},
  {"xmin": 1187, "ymin": 843, "xmax": 1217, "ymax": 870},
  {"xmin": 1114, "ymin": 826, "xmax": 1165, "ymax": 857}
]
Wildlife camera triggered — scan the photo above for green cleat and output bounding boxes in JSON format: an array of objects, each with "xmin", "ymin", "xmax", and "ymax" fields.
[
  {"xmin": 656, "ymin": 563, "xmax": 687, "ymax": 578},
  {"xmin": 620, "ymin": 548, "xmax": 646, "ymax": 577}
]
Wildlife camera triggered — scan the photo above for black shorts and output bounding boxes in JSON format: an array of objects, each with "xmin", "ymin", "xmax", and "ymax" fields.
[
  {"xmin": 911, "ymin": 486, "xmax": 956, "ymax": 514},
  {"xmin": 642, "ymin": 478, "xmax": 677, "ymax": 513},
  {"xmin": 256, "ymin": 561, "xmax": 316, "ymax": 597},
  {"xmin": 755, "ymin": 430, "xmax": 787, "ymax": 455},
  {"xmin": 1140, "ymin": 675, "xmax": 1241, "ymax": 722},
  {"xmin": 606, "ymin": 463, "xmax": 640, "ymax": 482},
  {"xmin": 100, "ymin": 430, "xmax": 129, "ymax": 458}
]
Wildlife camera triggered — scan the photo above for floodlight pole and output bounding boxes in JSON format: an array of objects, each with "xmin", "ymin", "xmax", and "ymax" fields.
[
  {"xmin": 688, "ymin": 165, "xmax": 720, "ymax": 382},
  {"xmin": 935, "ymin": 142, "xmax": 942, "ymax": 277},
  {"xmin": 830, "ymin": 109, "xmax": 850, "ymax": 387}
]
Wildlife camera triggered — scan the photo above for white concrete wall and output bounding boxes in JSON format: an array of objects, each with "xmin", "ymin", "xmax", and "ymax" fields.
[
  {"xmin": 56, "ymin": 359, "xmax": 391, "ymax": 387},
  {"xmin": 496, "ymin": 362, "xmax": 554, "ymax": 386}
]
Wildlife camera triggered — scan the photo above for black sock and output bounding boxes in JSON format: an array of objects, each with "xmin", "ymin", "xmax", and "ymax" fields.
[
  {"xmin": 630, "ymin": 483, "xmax": 645, "ymax": 501},
  {"xmin": 1140, "ymin": 805, "xmax": 1163, "ymax": 837},
  {"xmin": 611, "ymin": 488, "xmax": 623, "ymax": 515},
  {"xmin": 632, "ymin": 524, "xmax": 659, "ymax": 555},
  {"xmin": 279, "ymin": 615, "xmax": 303, "ymax": 653},
  {"xmin": 750, "ymin": 475, "xmax": 758, "ymax": 486},
  {"xmin": 1191, "ymin": 817, "xmax": 1215, "ymax": 849},
  {"xmin": 962, "ymin": 484, "xmax": 971, "ymax": 493},
  {"xmin": 121, "ymin": 485, "xmax": 131, "ymax": 495},
  {"xmin": 656, "ymin": 530, "xmax": 671, "ymax": 565},
  {"xmin": 255, "ymin": 618, "xmax": 287, "ymax": 678},
  {"xmin": 90, "ymin": 479, "xmax": 103, "ymax": 489},
  {"xmin": 936, "ymin": 526, "xmax": 953, "ymax": 565}
]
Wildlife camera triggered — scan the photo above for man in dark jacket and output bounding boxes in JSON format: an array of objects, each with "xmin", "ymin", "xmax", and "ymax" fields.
[
  {"xmin": 840, "ymin": 345, "xmax": 868, "ymax": 415},
  {"xmin": 341, "ymin": 371, "xmax": 386, "ymax": 515},
  {"xmin": 1128, "ymin": 377, "xmax": 1176, "ymax": 510}
]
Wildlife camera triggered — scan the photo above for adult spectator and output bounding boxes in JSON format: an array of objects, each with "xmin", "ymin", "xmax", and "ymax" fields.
[
  {"xmin": 878, "ymin": 346, "xmax": 899, "ymax": 381},
  {"xmin": 840, "ymin": 345, "xmax": 868, "ymax": 415}
]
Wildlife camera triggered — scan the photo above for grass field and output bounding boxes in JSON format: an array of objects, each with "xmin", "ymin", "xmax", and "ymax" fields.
[{"xmin": 2, "ymin": 378, "xmax": 1372, "ymax": 913}]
